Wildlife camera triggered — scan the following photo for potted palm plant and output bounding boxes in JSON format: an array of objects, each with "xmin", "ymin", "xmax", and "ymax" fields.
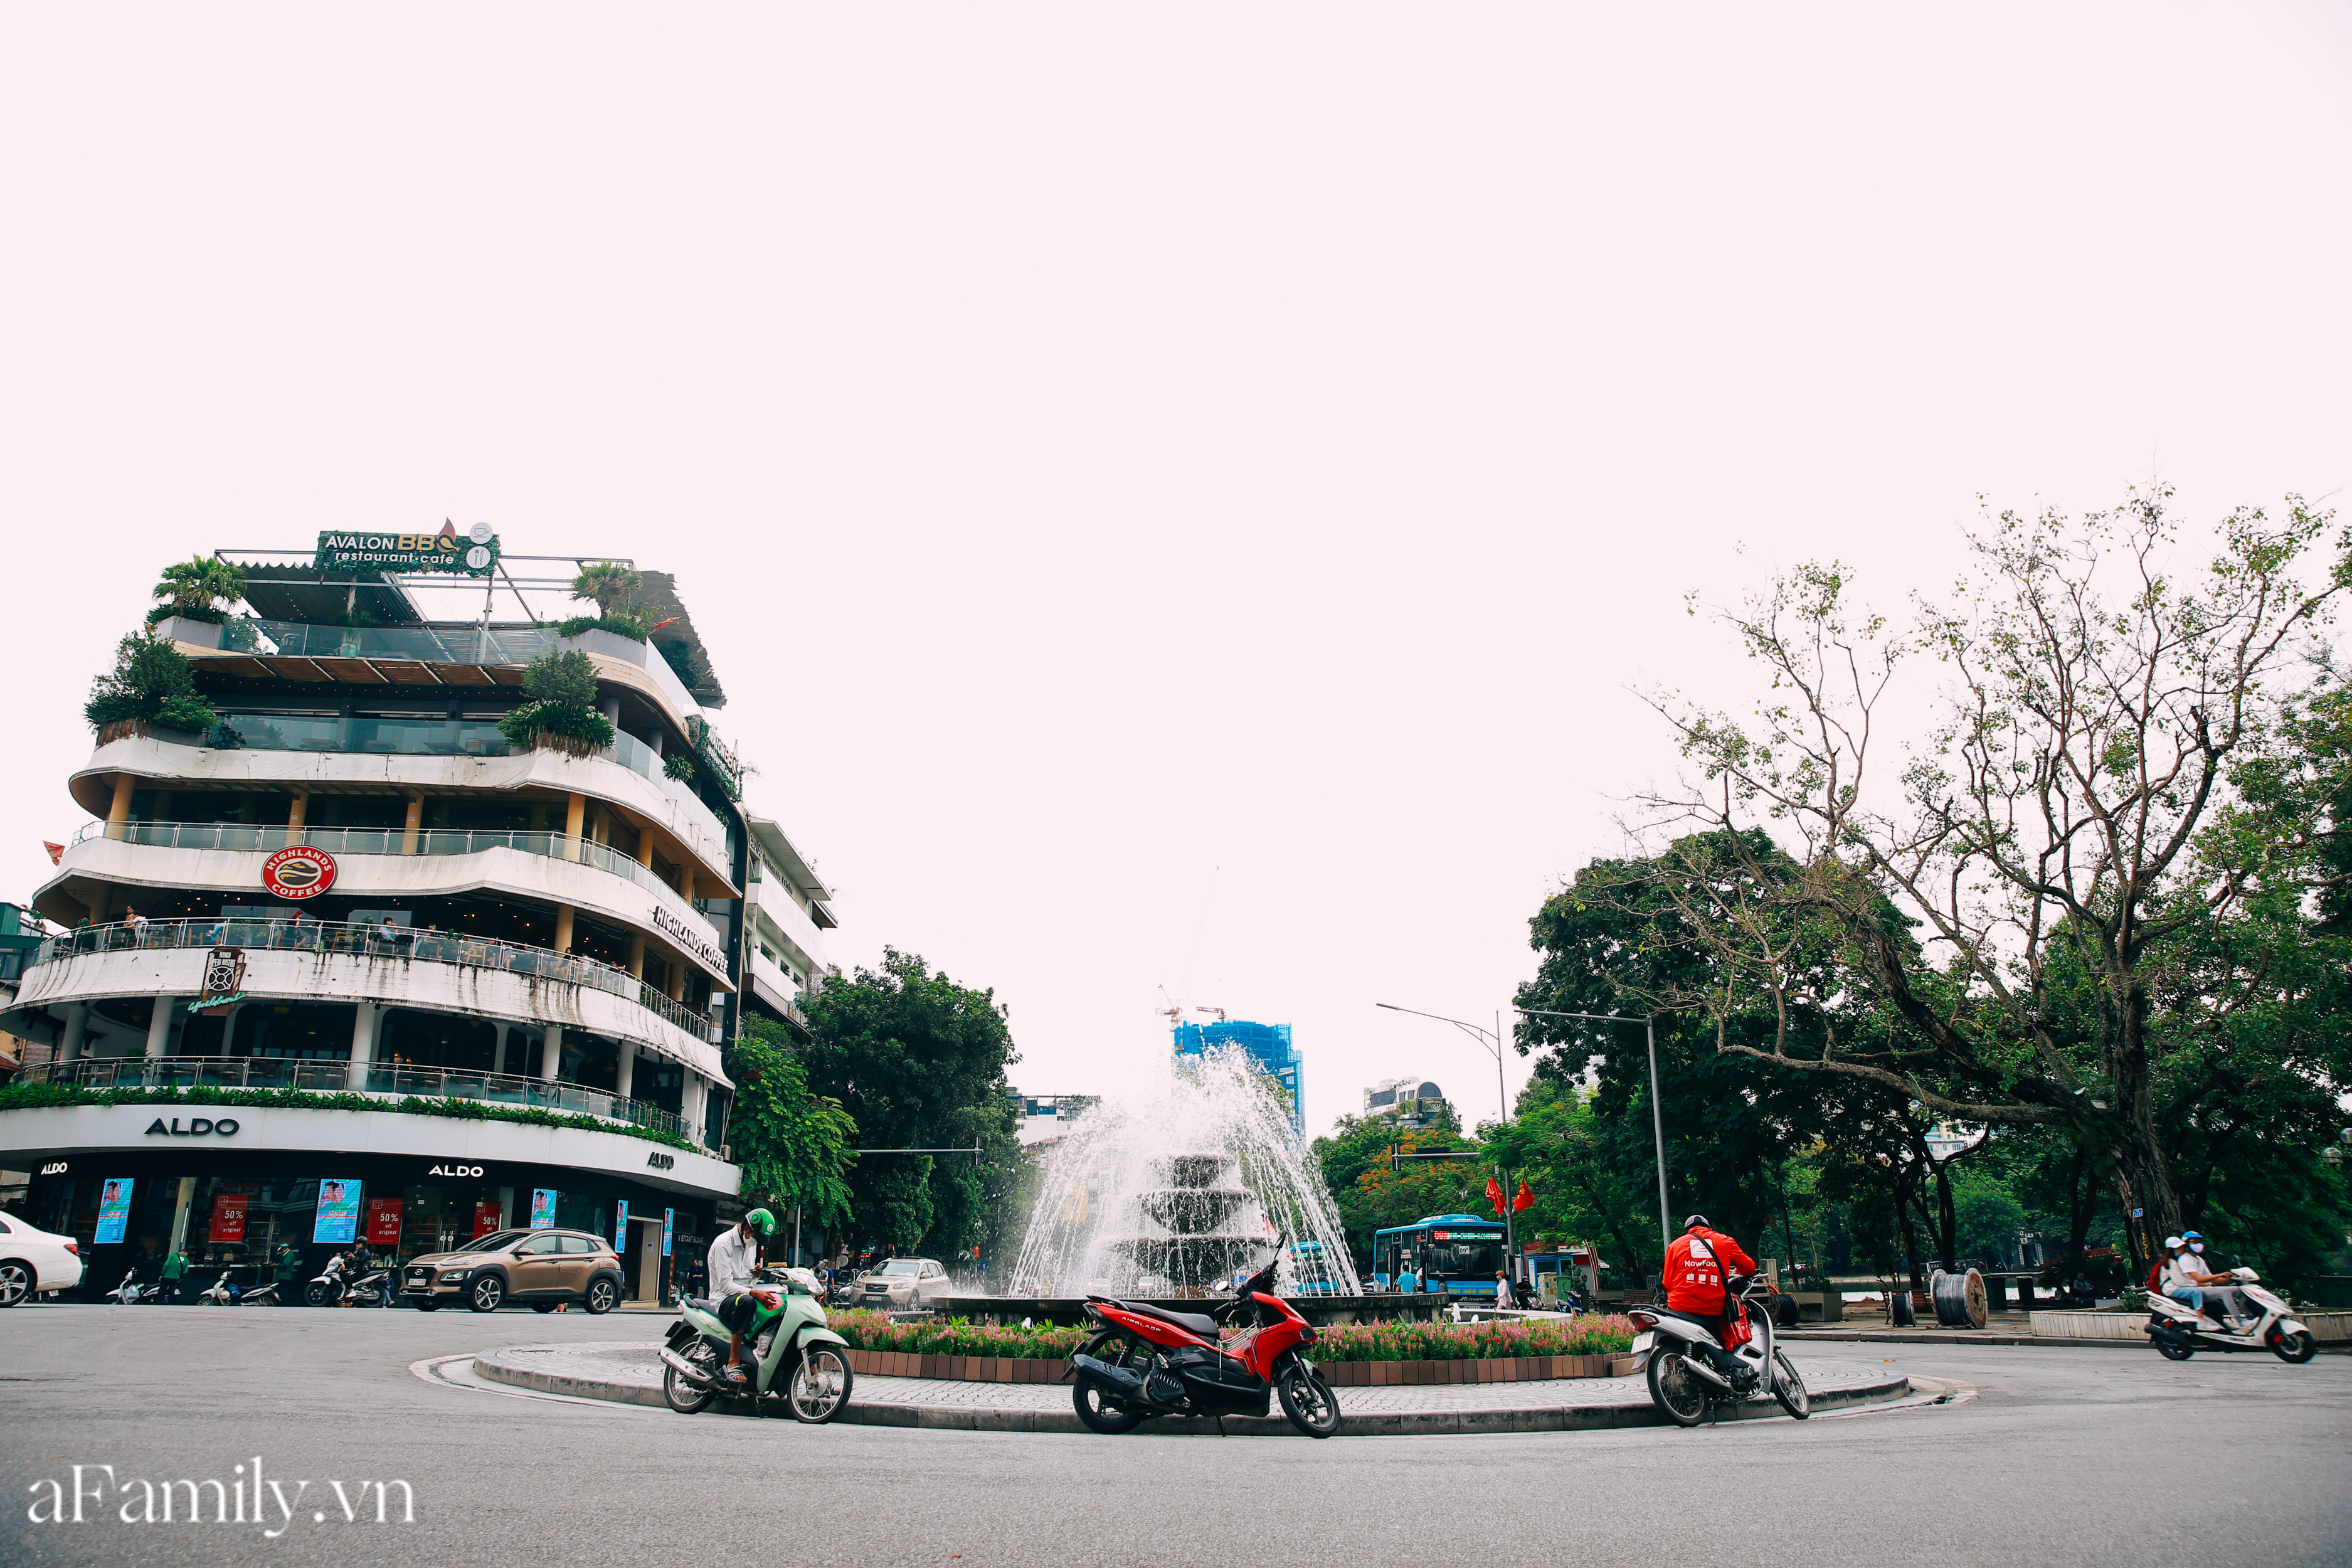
[{"xmin": 146, "ymin": 556, "xmax": 248, "ymax": 647}]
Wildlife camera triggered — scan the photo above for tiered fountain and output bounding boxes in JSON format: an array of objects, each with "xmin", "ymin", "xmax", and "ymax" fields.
[{"xmin": 935, "ymin": 1047, "xmax": 1419, "ymax": 1323}]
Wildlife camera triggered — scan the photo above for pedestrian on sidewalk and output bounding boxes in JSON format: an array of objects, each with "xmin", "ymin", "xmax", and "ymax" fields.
[
  {"xmin": 1493, "ymin": 1270, "xmax": 1515, "ymax": 1310},
  {"xmin": 161, "ymin": 1245, "xmax": 189, "ymax": 1305}
]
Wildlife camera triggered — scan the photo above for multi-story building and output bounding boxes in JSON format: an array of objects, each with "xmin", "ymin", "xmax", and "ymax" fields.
[
  {"xmin": 1172, "ymin": 1018, "xmax": 1303, "ymax": 1142},
  {"xmin": 1009, "ymin": 1092, "xmax": 1101, "ymax": 1147},
  {"xmin": 0, "ymin": 532, "xmax": 833, "ymax": 1300},
  {"xmin": 1362, "ymin": 1075, "xmax": 1449, "ymax": 1126}
]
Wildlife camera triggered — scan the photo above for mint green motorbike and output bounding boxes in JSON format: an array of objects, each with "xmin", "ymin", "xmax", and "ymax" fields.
[{"xmin": 659, "ymin": 1266, "xmax": 855, "ymax": 1422}]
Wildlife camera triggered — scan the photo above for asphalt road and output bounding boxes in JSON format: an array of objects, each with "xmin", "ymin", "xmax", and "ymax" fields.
[{"xmin": 0, "ymin": 1304, "xmax": 2345, "ymax": 1568}]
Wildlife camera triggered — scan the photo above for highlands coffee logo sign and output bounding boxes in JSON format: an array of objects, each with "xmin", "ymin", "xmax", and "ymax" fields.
[
  {"xmin": 261, "ymin": 847, "xmax": 336, "ymax": 900},
  {"xmin": 650, "ymin": 906, "xmax": 724, "ymax": 972},
  {"xmin": 315, "ymin": 521, "xmax": 499, "ymax": 578}
]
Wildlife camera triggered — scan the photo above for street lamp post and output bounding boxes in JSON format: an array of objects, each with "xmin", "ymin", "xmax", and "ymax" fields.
[
  {"xmin": 1375, "ymin": 1003, "xmax": 1520, "ymax": 1266},
  {"xmin": 1513, "ymin": 1007, "xmax": 1673, "ymax": 1256}
]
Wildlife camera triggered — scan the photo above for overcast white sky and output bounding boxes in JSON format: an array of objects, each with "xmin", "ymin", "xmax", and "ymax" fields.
[{"xmin": 4, "ymin": 5, "xmax": 2348, "ymax": 1138}]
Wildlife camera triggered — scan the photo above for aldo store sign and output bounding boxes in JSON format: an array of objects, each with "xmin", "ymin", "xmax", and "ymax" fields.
[{"xmin": 144, "ymin": 1116, "xmax": 240, "ymax": 1138}]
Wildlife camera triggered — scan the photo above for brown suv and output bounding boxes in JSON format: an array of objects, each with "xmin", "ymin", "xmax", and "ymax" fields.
[{"xmin": 401, "ymin": 1228, "xmax": 627, "ymax": 1315}]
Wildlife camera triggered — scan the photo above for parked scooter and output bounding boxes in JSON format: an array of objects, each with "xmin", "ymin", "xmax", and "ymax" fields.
[
  {"xmin": 1066, "ymin": 1242, "xmax": 1340, "ymax": 1438},
  {"xmin": 196, "ymin": 1268, "xmax": 246, "ymax": 1305},
  {"xmin": 659, "ymin": 1266, "xmax": 856, "ymax": 1422},
  {"xmin": 237, "ymin": 1274, "xmax": 287, "ymax": 1307},
  {"xmin": 305, "ymin": 1254, "xmax": 398, "ymax": 1308},
  {"xmin": 2144, "ymin": 1267, "xmax": 2317, "ymax": 1363},
  {"xmin": 103, "ymin": 1276, "xmax": 161, "ymax": 1305},
  {"xmin": 1629, "ymin": 1274, "xmax": 1811, "ymax": 1427}
]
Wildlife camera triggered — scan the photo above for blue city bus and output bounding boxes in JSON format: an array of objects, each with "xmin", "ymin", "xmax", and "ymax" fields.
[
  {"xmin": 1372, "ymin": 1214, "xmax": 1507, "ymax": 1299},
  {"xmin": 1288, "ymin": 1239, "xmax": 1339, "ymax": 1294}
]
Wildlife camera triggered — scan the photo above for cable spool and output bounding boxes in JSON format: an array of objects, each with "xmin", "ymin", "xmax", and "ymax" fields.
[
  {"xmin": 1931, "ymin": 1268, "xmax": 1988, "ymax": 1329},
  {"xmin": 1888, "ymin": 1288, "xmax": 1915, "ymax": 1327}
]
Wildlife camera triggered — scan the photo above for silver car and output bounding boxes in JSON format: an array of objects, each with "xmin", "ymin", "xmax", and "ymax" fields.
[{"xmin": 856, "ymin": 1257, "xmax": 953, "ymax": 1311}]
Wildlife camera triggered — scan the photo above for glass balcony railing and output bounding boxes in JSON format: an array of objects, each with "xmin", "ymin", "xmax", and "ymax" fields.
[
  {"xmin": 15, "ymin": 1055, "xmax": 697, "ymax": 1144},
  {"xmin": 69, "ymin": 822, "xmax": 726, "ymax": 958},
  {"xmin": 30, "ymin": 916, "xmax": 723, "ymax": 1057},
  {"xmin": 233, "ymin": 620, "xmax": 558, "ymax": 664},
  {"xmin": 181, "ymin": 712, "xmax": 727, "ymax": 862}
]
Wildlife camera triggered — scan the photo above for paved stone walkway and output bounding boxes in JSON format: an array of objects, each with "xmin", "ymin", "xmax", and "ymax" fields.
[{"xmin": 470, "ymin": 1341, "xmax": 1910, "ymax": 1436}]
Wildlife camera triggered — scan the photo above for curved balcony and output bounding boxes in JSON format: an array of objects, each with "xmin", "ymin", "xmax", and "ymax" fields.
[
  {"xmin": 13, "ymin": 918, "xmax": 726, "ymax": 1083},
  {"xmin": 70, "ymin": 728, "xmax": 733, "ymax": 886},
  {"xmin": 54, "ymin": 822, "xmax": 731, "ymax": 985},
  {"xmin": 13, "ymin": 1054, "xmax": 691, "ymax": 1143}
]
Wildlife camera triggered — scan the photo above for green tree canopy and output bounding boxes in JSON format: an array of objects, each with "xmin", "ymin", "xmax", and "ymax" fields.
[
  {"xmin": 84, "ymin": 631, "xmax": 216, "ymax": 736},
  {"xmin": 724, "ymin": 1017, "xmax": 857, "ymax": 1224},
  {"xmin": 798, "ymin": 950, "xmax": 1024, "ymax": 1258},
  {"xmin": 151, "ymin": 554, "xmax": 245, "ymax": 622}
]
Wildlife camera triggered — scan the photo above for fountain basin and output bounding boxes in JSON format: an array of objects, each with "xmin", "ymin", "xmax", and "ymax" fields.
[{"xmin": 933, "ymin": 1294, "xmax": 1453, "ymax": 1328}]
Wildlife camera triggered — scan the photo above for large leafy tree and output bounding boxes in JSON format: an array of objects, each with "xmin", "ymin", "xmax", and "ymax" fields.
[
  {"xmin": 1640, "ymin": 492, "xmax": 2348, "ymax": 1257},
  {"xmin": 723, "ymin": 1017, "xmax": 857, "ymax": 1225},
  {"xmin": 1313, "ymin": 1115, "xmax": 1483, "ymax": 1263},
  {"xmin": 798, "ymin": 950, "xmax": 1024, "ymax": 1258}
]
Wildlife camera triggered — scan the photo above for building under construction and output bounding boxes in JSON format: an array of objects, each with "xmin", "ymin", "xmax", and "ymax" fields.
[{"xmin": 1171, "ymin": 1019, "xmax": 1303, "ymax": 1142}]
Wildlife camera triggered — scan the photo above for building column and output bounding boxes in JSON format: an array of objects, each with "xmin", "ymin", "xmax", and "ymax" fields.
[
  {"xmin": 107, "ymin": 774, "xmax": 134, "ymax": 840},
  {"xmin": 564, "ymin": 792, "xmax": 586, "ymax": 862},
  {"xmin": 665, "ymin": 961, "xmax": 684, "ymax": 1002},
  {"xmin": 553, "ymin": 904, "xmax": 575, "ymax": 953},
  {"xmin": 145, "ymin": 994, "xmax": 176, "ymax": 1059},
  {"xmin": 346, "ymin": 1002, "xmax": 377, "ymax": 1089},
  {"xmin": 637, "ymin": 834, "xmax": 655, "ymax": 870},
  {"xmin": 58, "ymin": 1002, "xmax": 87, "ymax": 1064},
  {"xmin": 601, "ymin": 697, "xmax": 622, "ymax": 729},
  {"xmin": 218, "ymin": 1004, "xmax": 241, "ymax": 1057},
  {"xmin": 401, "ymin": 792, "xmax": 424, "ymax": 855},
  {"xmin": 626, "ymin": 933, "xmax": 645, "ymax": 978},
  {"xmin": 493, "ymin": 1021, "xmax": 511, "ymax": 1077},
  {"xmin": 614, "ymin": 1041, "xmax": 635, "ymax": 1101},
  {"xmin": 169, "ymin": 1175, "xmax": 198, "ymax": 1258},
  {"xmin": 539, "ymin": 1025, "xmax": 562, "ymax": 1083},
  {"xmin": 83, "ymin": 882, "xmax": 109, "ymax": 924},
  {"xmin": 682, "ymin": 1073, "xmax": 704, "ymax": 1143},
  {"xmin": 286, "ymin": 792, "xmax": 308, "ymax": 842}
]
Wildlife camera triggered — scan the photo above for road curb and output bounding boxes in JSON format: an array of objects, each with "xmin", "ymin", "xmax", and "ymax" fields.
[{"xmin": 469, "ymin": 1345, "xmax": 1909, "ymax": 1435}]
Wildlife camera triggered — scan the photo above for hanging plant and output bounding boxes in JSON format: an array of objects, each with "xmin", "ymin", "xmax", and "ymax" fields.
[
  {"xmin": 663, "ymin": 751, "xmax": 698, "ymax": 782},
  {"xmin": 84, "ymin": 632, "xmax": 218, "ymax": 741},
  {"xmin": 495, "ymin": 649, "xmax": 615, "ymax": 757}
]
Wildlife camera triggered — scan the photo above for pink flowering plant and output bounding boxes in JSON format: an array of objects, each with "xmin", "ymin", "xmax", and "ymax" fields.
[
  {"xmin": 825, "ymin": 1308, "xmax": 1634, "ymax": 1363},
  {"xmin": 1301, "ymin": 1314, "xmax": 1636, "ymax": 1363}
]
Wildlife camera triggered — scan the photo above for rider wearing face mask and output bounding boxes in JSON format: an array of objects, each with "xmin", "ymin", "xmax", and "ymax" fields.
[
  {"xmin": 2175, "ymin": 1231, "xmax": 2250, "ymax": 1332},
  {"xmin": 1663, "ymin": 1214, "xmax": 1756, "ymax": 1378}
]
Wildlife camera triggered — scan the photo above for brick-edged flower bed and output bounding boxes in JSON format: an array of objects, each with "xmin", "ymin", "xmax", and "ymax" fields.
[
  {"xmin": 840, "ymin": 1347, "xmax": 1628, "ymax": 1385},
  {"xmin": 829, "ymin": 1309, "xmax": 1638, "ymax": 1385}
]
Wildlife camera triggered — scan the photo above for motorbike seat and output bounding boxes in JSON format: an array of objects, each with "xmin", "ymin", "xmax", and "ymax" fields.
[
  {"xmin": 683, "ymin": 1297, "xmax": 717, "ymax": 1314},
  {"xmin": 1105, "ymin": 1298, "xmax": 1219, "ymax": 1339}
]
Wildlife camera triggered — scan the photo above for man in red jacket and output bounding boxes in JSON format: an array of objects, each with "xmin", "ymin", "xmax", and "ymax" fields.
[{"xmin": 1663, "ymin": 1214, "xmax": 1756, "ymax": 1380}]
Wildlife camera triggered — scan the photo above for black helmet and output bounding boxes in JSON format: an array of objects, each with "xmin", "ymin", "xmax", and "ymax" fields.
[{"xmin": 1683, "ymin": 1214, "xmax": 1710, "ymax": 1231}]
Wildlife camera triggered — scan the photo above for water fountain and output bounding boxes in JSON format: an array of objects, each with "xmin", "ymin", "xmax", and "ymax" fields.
[{"xmin": 1003, "ymin": 1047, "xmax": 1362, "ymax": 1300}]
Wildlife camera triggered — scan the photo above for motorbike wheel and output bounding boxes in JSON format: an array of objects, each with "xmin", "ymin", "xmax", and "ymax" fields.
[
  {"xmin": 1646, "ymin": 1348, "xmax": 1713, "ymax": 1428},
  {"xmin": 664, "ymin": 1340, "xmax": 719, "ymax": 1414},
  {"xmin": 2154, "ymin": 1335, "xmax": 2195, "ymax": 1361},
  {"xmin": 2269, "ymin": 1328, "xmax": 2318, "ymax": 1365},
  {"xmin": 1276, "ymin": 1364, "xmax": 1341, "ymax": 1438},
  {"xmin": 788, "ymin": 1346, "xmax": 855, "ymax": 1423},
  {"xmin": 467, "ymin": 1275, "xmax": 505, "ymax": 1313},
  {"xmin": 1071, "ymin": 1329, "xmax": 1150, "ymax": 1434},
  {"xmin": 1770, "ymin": 1350, "xmax": 1810, "ymax": 1419},
  {"xmin": 302, "ymin": 1283, "xmax": 337, "ymax": 1309}
]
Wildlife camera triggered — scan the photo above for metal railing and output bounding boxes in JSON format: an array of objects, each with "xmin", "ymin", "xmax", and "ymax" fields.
[
  {"xmin": 29, "ymin": 917, "xmax": 721, "ymax": 1048},
  {"xmin": 70, "ymin": 822, "xmax": 724, "ymax": 958},
  {"xmin": 233, "ymin": 619, "xmax": 559, "ymax": 665},
  {"xmin": 185, "ymin": 711, "xmax": 728, "ymax": 857},
  {"xmin": 15, "ymin": 1054, "xmax": 696, "ymax": 1143}
]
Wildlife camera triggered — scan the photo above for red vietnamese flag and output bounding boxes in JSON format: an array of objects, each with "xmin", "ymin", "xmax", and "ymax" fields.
[
  {"xmin": 1513, "ymin": 1180, "xmax": 1534, "ymax": 1212},
  {"xmin": 1486, "ymin": 1175, "xmax": 1508, "ymax": 1217}
]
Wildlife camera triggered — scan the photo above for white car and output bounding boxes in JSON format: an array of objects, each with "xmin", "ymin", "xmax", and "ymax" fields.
[
  {"xmin": 0, "ymin": 1212, "xmax": 83, "ymax": 1305},
  {"xmin": 855, "ymin": 1258, "xmax": 955, "ymax": 1311}
]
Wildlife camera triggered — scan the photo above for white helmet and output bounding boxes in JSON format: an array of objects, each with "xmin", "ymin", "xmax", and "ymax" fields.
[{"xmin": 2162, "ymin": 1235, "xmax": 2184, "ymax": 1250}]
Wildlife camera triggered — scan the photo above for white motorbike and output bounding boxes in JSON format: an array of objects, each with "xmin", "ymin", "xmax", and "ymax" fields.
[
  {"xmin": 103, "ymin": 1277, "xmax": 161, "ymax": 1305},
  {"xmin": 1630, "ymin": 1275, "xmax": 1810, "ymax": 1426},
  {"xmin": 2144, "ymin": 1266, "xmax": 2316, "ymax": 1364}
]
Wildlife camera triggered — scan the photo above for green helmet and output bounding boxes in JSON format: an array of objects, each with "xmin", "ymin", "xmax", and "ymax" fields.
[{"xmin": 741, "ymin": 1208, "xmax": 778, "ymax": 1237}]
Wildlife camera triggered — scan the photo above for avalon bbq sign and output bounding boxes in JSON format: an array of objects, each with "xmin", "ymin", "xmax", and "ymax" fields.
[{"xmin": 315, "ymin": 521, "xmax": 500, "ymax": 578}]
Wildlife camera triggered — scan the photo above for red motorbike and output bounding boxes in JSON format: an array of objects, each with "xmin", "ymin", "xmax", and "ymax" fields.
[{"xmin": 1067, "ymin": 1246, "xmax": 1341, "ymax": 1437}]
